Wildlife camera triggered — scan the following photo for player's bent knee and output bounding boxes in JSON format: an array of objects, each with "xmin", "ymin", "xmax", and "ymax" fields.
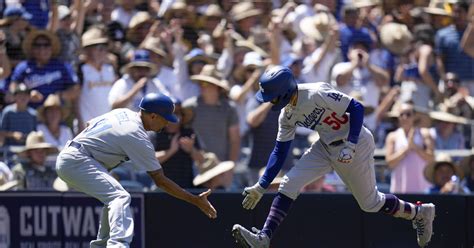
[
  {"xmin": 115, "ymin": 191, "xmax": 132, "ymax": 204},
  {"xmin": 277, "ymin": 176, "xmax": 302, "ymax": 200},
  {"xmin": 277, "ymin": 187, "xmax": 299, "ymax": 200},
  {"xmin": 359, "ymin": 204, "xmax": 380, "ymax": 213},
  {"xmin": 358, "ymin": 198, "xmax": 384, "ymax": 213}
]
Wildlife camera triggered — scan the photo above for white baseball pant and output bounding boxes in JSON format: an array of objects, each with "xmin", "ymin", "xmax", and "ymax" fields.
[
  {"xmin": 279, "ymin": 127, "xmax": 386, "ymax": 213},
  {"xmin": 56, "ymin": 145, "xmax": 134, "ymax": 247}
]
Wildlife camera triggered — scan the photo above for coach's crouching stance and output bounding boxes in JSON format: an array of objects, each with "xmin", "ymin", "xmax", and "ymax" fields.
[
  {"xmin": 56, "ymin": 93, "xmax": 217, "ymax": 247},
  {"xmin": 232, "ymin": 66, "xmax": 435, "ymax": 248}
]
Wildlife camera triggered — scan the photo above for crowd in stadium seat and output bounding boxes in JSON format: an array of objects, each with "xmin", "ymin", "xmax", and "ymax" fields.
[{"xmin": 0, "ymin": 0, "xmax": 473, "ymax": 194}]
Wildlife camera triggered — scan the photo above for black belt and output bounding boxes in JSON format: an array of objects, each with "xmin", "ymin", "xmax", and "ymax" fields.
[
  {"xmin": 67, "ymin": 140, "xmax": 93, "ymax": 158},
  {"xmin": 329, "ymin": 140, "xmax": 344, "ymax": 146},
  {"xmin": 68, "ymin": 140, "xmax": 82, "ymax": 149}
]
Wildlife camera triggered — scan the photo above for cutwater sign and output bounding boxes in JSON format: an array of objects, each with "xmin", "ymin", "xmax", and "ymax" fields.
[{"xmin": 0, "ymin": 192, "xmax": 144, "ymax": 248}]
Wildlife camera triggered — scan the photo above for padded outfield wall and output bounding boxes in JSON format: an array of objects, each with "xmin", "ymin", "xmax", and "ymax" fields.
[{"xmin": 0, "ymin": 192, "xmax": 472, "ymax": 248}]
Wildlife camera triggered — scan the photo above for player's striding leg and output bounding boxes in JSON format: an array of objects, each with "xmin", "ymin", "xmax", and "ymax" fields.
[
  {"xmin": 232, "ymin": 225, "xmax": 269, "ymax": 248},
  {"xmin": 412, "ymin": 202, "xmax": 435, "ymax": 247},
  {"xmin": 379, "ymin": 194, "xmax": 435, "ymax": 247},
  {"xmin": 232, "ymin": 193, "xmax": 292, "ymax": 248}
]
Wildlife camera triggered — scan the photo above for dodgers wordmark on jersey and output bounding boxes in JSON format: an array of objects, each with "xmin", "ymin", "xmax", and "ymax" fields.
[
  {"xmin": 74, "ymin": 108, "xmax": 161, "ymax": 172},
  {"xmin": 277, "ymin": 82, "xmax": 353, "ymax": 145}
]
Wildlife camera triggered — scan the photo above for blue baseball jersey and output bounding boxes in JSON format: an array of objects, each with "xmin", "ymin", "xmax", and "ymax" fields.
[
  {"xmin": 277, "ymin": 82, "xmax": 353, "ymax": 144},
  {"xmin": 10, "ymin": 59, "xmax": 79, "ymax": 108}
]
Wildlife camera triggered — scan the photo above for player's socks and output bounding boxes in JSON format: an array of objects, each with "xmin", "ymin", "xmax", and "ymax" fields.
[
  {"xmin": 379, "ymin": 194, "xmax": 417, "ymax": 220},
  {"xmin": 261, "ymin": 193, "xmax": 293, "ymax": 239}
]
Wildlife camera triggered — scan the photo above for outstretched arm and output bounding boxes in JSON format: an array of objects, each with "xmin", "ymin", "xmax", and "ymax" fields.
[
  {"xmin": 259, "ymin": 140, "xmax": 292, "ymax": 188},
  {"xmin": 242, "ymin": 140, "xmax": 292, "ymax": 210},
  {"xmin": 148, "ymin": 169, "xmax": 217, "ymax": 218}
]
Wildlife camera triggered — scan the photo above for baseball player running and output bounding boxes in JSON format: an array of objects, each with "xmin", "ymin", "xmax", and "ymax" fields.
[
  {"xmin": 232, "ymin": 66, "xmax": 435, "ymax": 248},
  {"xmin": 56, "ymin": 93, "xmax": 217, "ymax": 247}
]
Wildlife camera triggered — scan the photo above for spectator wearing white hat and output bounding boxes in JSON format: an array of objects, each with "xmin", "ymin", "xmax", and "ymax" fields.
[
  {"xmin": 299, "ymin": 11, "xmax": 342, "ymax": 84},
  {"xmin": 108, "ymin": 49, "xmax": 162, "ymax": 111},
  {"xmin": 230, "ymin": 2, "xmax": 262, "ymax": 39},
  {"xmin": 229, "ymin": 51, "xmax": 264, "ymax": 137},
  {"xmin": 78, "ymin": 27, "xmax": 116, "ymax": 129},
  {"xmin": 11, "ymin": 131, "xmax": 59, "ymax": 190},
  {"xmin": 37, "ymin": 94, "xmax": 73, "ymax": 151},
  {"xmin": 182, "ymin": 64, "xmax": 240, "ymax": 163}
]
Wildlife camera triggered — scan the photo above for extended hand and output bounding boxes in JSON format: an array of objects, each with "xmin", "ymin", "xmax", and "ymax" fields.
[
  {"xmin": 337, "ymin": 141, "xmax": 356, "ymax": 164},
  {"xmin": 242, "ymin": 183, "xmax": 266, "ymax": 210},
  {"xmin": 196, "ymin": 189, "xmax": 217, "ymax": 219}
]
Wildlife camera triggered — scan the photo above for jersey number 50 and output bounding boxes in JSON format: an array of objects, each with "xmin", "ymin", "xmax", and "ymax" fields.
[{"xmin": 323, "ymin": 112, "xmax": 348, "ymax": 130}]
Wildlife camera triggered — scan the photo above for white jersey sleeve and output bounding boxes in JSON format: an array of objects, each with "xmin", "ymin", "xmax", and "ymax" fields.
[
  {"xmin": 276, "ymin": 109, "xmax": 297, "ymax": 142},
  {"xmin": 122, "ymin": 128, "xmax": 162, "ymax": 172}
]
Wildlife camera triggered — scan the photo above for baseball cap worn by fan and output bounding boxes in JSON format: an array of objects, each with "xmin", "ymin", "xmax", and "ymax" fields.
[
  {"xmin": 139, "ymin": 93, "xmax": 179, "ymax": 123},
  {"xmin": 2, "ymin": 6, "xmax": 32, "ymax": 20},
  {"xmin": 120, "ymin": 49, "xmax": 158, "ymax": 75},
  {"xmin": 57, "ymin": 5, "xmax": 71, "ymax": 21}
]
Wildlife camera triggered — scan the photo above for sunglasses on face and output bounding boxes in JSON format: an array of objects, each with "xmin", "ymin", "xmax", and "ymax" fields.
[
  {"xmin": 32, "ymin": 42, "xmax": 51, "ymax": 48},
  {"xmin": 91, "ymin": 44, "xmax": 108, "ymax": 51},
  {"xmin": 400, "ymin": 111, "xmax": 413, "ymax": 117}
]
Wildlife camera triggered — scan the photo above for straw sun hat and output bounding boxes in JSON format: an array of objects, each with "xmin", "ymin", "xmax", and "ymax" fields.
[
  {"xmin": 424, "ymin": 0, "xmax": 453, "ymax": 16},
  {"xmin": 353, "ymin": 0, "xmax": 381, "ymax": 8},
  {"xmin": 20, "ymin": 131, "xmax": 59, "ymax": 156},
  {"xmin": 193, "ymin": 153, "xmax": 235, "ymax": 186},
  {"xmin": 22, "ymin": 30, "xmax": 61, "ymax": 58},
  {"xmin": 299, "ymin": 12, "xmax": 336, "ymax": 42},
  {"xmin": 140, "ymin": 37, "xmax": 167, "ymax": 58},
  {"xmin": 380, "ymin": 22, "xmax": 413, "ymax": 55},
  {"xmin": 231, "ymin": 2, "xmax": 262, "ymax": 22},
  {"xmin": 126, "ymin": 11, "xmax": 153, "ymax": 41},
  {"xmin": 423, "ymin": 153, "xmax": 464, "ymax": 184},
  {"xmin": 81, "ymin": 27, "xmax": 109, "ymax": 48},
  {"xmin": 190, "ymin": 64, "xmax": 229, "ymax": 91},
  {"xmin": 37, "ymin": 94, "xmax": 70, "ymax": 123}
]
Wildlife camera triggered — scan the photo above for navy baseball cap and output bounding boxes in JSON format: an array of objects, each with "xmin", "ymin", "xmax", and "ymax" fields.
[
  {"xmin": 255, "ymin": 66, "xmax": 296, "ymax": 102},
  {"xmin": 139, "ymin": 93, "xmax": 179, "ymax": 123},
  {"xmin": 3, "ymin": 6, "xmax": 32, "ymax": 20}
]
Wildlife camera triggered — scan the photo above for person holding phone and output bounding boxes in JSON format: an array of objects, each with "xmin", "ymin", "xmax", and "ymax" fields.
[{"xmin": 331, "ymin": 39, "xmax": 390, "ymax": 131}]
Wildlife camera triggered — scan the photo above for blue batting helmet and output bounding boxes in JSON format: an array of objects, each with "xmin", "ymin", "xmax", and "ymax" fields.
[
  {"xmin": 139, "ymin": 93, "xmax": 179, "ymax": 123},
  {"xmin": 255, "ymin": 66, "xmax": 297, "ymax": 111}
]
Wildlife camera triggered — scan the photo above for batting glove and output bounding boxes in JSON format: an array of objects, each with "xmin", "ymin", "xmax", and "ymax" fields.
[
  {"xmin": 337, "ymin": 141, "xmax": 356, "ymax": 164},
  {"xmin": 242, "ymin": 183, "xmax": 266, "ymax": 210}
]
